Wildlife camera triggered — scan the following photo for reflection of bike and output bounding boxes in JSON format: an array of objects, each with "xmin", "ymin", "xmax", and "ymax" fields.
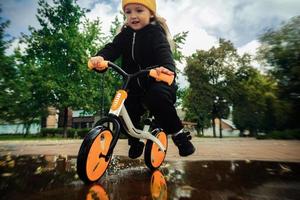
[
  {"xmin": 77, "ymin": 60, "xmax": 174, "ymax": 184},
  {"xmin": 85, "ymin": 184, "xmax": 109, "ymax": 200},
  {"xmin": 151, "ymin": 170, "xmax": 168, "ymax": 200},
  {"xmin": 84, "ymin": 170, "xmax": 167, "ymax": 200}
]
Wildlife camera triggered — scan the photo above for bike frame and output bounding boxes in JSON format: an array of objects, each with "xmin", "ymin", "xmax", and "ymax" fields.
[
  {"xmin": 99, "ymin": 61, "xmax": 167, "ymax": 152},
  {"xmin": 109, "ymin": 89, "xmax": 166, "ymax": 152}
]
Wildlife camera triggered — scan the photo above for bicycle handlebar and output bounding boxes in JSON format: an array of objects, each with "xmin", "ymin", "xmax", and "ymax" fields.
[
  {"xmin": 149, "ymin": 69, "xmax": 174, "ymax": 86},
  {"xmin": 88, "ymin": 60, "xmax": 174, "ymax": 86},
  {"xmin": 88, "ymin": 59, "xmax": 109, "ymax": 71}
]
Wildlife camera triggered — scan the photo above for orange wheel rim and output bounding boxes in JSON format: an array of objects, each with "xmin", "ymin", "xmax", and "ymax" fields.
[
  {"xmin": 151, "ymin": 170, "xmax": 167, "ymax": 200},
  {"xmin": 151, "ymin": 132, "xmax": 167, "ymax": 168},
  {"xmin": 86, "ymin": 130, "xmax": 112, "ymax": 181}
]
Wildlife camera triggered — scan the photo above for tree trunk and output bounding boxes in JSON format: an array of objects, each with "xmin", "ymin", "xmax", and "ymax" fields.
[
  {"xmin": 212, "ymin": 117, "xmax": 216, "ymax": 138},
  {"xmin": 63, "ymin": 107, "xmax": 68, "ymax": 138},
  {"xmin": 219, "ymin": 118, "xmax": 223, "ymax": 138},
  {"xmin": 23, "ymin": 123, "xmax": 29, "ymax": 137},
  {"xmin": 239, "ymin": 130, "xmax": 244, "ymax": 137}
]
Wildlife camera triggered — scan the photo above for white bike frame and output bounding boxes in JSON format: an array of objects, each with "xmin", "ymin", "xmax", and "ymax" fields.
[{"xmin": 109, "ymin": 90, "xmax": 166, "ymax": 152}]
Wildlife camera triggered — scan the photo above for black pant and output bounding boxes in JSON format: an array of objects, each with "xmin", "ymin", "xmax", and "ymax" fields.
[{"xmin": 124, "ymin": 81, "xmax": 183, "ymax": 137}]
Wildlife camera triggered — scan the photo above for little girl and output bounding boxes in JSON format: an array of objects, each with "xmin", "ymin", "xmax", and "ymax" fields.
[{"xmin": 89, "ymin": 0, "xmax": 195, "ymax": 158}]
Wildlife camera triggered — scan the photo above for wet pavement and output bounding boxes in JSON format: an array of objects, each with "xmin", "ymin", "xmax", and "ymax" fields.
[
  {"xmin": 1, "ymin": 138, "xmax": 300, "ymax": 162},
  {"xmin": 1, "ymin": 154, "xmax": 300, "ymax": 200}
]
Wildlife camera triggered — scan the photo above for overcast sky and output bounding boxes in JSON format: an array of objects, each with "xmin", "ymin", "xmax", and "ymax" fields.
[{"xmin": 1, "ymin": 0, "xmax": 300, "ymax": 86}]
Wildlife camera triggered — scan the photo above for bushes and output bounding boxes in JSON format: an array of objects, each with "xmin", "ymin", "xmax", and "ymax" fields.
[
  {"xmin": 256, "ymin": 129, "xmax": 300, "ymax": 140},
  {"xmin": 40, "ymin": 128, "xmax": 130, "ymax": 139},
  {"xmin": 40, "ymin": 128, "xmax": 64, "ymax": 137},
  {"xmin": 40, "ymin": 128, "xmax": 89, "ymax": 138},
  {"xmin": 74, "ymin": 128, "xmax": 90, "ymax": 138}
]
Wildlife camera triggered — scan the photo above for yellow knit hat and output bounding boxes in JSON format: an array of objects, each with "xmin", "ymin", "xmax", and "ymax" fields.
[{"xmin": 122, "ymin": 0, "xmax": 156, "ymax": 14}]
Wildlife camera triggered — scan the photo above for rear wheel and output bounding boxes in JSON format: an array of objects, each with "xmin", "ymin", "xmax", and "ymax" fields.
[
  {"xmin": 144, "ymin": 129, "xmax": 168, "ymax": 170},
  {"xmin": 77, "ymin": 127, "xmax": 113, "ymax": 184},
  {"xmin": 85, "ymin": 184, "xmax": 109, "ymax": 200}
]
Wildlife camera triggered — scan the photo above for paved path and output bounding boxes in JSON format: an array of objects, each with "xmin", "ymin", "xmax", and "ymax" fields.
[{"xmin": 0, "ymin": 138, "xmax": 299, "ymax": 162}]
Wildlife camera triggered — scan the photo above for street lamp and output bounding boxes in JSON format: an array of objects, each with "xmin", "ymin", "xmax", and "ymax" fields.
[
  {"xmin": 213, "ymin": 96, "xmax": 227, "ymax": 138},
  {"xmin": 212, "ymin": 96, "xmax": 219, "ymax": 138}
]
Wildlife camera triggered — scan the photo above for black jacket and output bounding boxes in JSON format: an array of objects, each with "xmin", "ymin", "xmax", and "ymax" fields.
[{"xmin": 96, "ymin": 22, "xmax": 175, "ymax": 92}]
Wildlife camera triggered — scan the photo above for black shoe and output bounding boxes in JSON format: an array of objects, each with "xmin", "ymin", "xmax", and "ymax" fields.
[
  {"xmin": 128, "ymin": 140, "xmax": 144, "ymax": 159},
  {"xmin": 172, "ymin": 131, "xmax": 195, "ymax": 157}
]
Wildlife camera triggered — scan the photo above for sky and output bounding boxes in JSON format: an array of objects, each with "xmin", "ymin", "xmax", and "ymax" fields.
[{"xmin": 1, "ymin": 0, "xmax": 300, "ymax": 87}]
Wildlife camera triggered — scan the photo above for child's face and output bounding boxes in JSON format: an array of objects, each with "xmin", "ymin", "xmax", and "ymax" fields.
[{"xmin": 124, "ymin": 3, "xmax": 152, "ymax": 31}]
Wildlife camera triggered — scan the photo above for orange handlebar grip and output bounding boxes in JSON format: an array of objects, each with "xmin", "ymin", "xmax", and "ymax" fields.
[
  {"xmin": 87, "ymin": 59, "xmax": 94, "ymax": 70},
  {"xmin": 87, "ymin": 59, "xmax": 109, "ymax": 71},
  {"xmin": 149, "ymin": 69, "xmax": 174, "ymax": 86},
  {"xmin": 99, "ymin": 60, "xmax": 109, "ymax": 69}
]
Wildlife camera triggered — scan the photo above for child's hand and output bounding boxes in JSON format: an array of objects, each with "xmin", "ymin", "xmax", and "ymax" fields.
[
  {"xmin": 150, "ymin": 66, "xmax": 175, "ymax": 85},
  {"xmin": 155, "ymin": 66, "xmax": 174, "ymax": 76},
  {"xmin": 88, "ymin": 56, "xmax": 106, "ymax": 71}
]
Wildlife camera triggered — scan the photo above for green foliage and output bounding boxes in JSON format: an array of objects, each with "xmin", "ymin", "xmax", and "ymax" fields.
[
  {"xmin": 97, "ymin": 16, "xmax": 123, "ymax": 117},
  {"xmin": 10, "ymin": 0, "xmax": 110, "ymax": 136},
  {"xmin": 23, "ymin": 0, "xmax": 104, "ymax": 111},
  {"xmin": 183, "ymin": 38, "xmax": 285, "ymax": 136},
  {"xmin": 110, "ymin": 16, "xmax": 122, "ymax": 37},
  {"xmin": 0, "ymin": 8, "xmax": 18, "ymax": 122},
  {"xmin": 183, "ymin": 39, "xmax": 236, "ymax": 130},
  {"xmin": 175, "ymin": 87, "xmax": 188, "ymax": 107},
  {"xmin": 259, "ymin": 15, "xmax": 300, "ymax": 129},
  {"xmin": 173, "ymin": 31, "xmax": 188, "ymax": 63},
  {"xmin": 0, "ymin": 8, "xmax": 42, "ymax": 135},
  {"xmin": 75, "ymin": 128, "xmax": 90, "ymax": 138},
  {"xmin": 40, "ymin": 127, "xmax": 89, "ymax": 138},
  {"xmin": 257, "ymin": 129, "xmax": 300, "ymax": 140},
  {"xmin": 40, "ymin": 128, "xmax": 64, "ymax": 136},
  {"xmin": 232, "ymin": 65, "xmax": 281, "ymax": 135}
]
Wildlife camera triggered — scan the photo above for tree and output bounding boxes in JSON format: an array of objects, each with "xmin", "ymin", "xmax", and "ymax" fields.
[
  {"xmin": 0, "ymin": 7, "xmax": 16, "ymax": 122},
  {"xmin": 259, "ymin": 16, "xmax": 300, "ymax": 129},
  {"xmin": 12, "ymin": 48, "xmax": 51, "ymax": 135},
  {"xmin": 173, "ymin": 31, "xmax": 188, "ymax": 63},
  {"xmin": 232, "ymin": 63, "xmax": 282, "ymax": 135},
  {"xmin": 184, "ymin": 39, "xmax": 236, "ymax": 137},
  {"xmin": 0, "ymin": 8, "xmax": 32, "ymax": 128},
  {"xmin": 19, "ymin": 0, "xmax": 106, "ymax": 136},
  {"xmin": 0, "ymin": 5, "xmax": 51, "ymax": 135}
]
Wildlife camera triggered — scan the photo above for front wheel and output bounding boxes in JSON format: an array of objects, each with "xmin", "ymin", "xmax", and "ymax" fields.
[
  {"xmin": 144, "ymin": 129, "xmax": 168, "ymax": 170},
  {"xmin": 77, "ymin": 126, "xmax": 113, "ymax": 184},
  {"xmin": 150, "ymin": 170, "xmax": 167, "ymax": 200}
]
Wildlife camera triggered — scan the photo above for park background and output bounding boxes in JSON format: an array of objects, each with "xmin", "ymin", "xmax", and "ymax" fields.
[{"xmin": 0, "ymin": 0, "xmax": 299, "ymax": 139}]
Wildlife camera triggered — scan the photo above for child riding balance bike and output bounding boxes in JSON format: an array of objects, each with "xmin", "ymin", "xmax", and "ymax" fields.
[
  {"xmin": 77, "ymin": 0, "xmax": 195, "ymax": 184},
  {"xmin": 76, "ymin": 60, "xmax": 173, "ymax": 183}
]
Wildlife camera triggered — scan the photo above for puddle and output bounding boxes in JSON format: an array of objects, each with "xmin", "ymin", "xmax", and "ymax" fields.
[{"xmin": 0, "ymin": 155, "xmax": 299, "ymax": 200}]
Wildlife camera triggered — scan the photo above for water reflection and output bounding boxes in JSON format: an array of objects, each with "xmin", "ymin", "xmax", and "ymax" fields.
[
  {"xmin": 0, "ymin": 155, "xmax": 300, "ymax": 200},
  {"xmin": 84, "ymin": 170, "xmax": 167, "ymax": 200},
  {"xmin": 85, "ymin": 184, "xmax": 109, "ymax": 200},
  {"xmin": 151, "ymin": 170, "xmax": 167, "ymax": 200}
]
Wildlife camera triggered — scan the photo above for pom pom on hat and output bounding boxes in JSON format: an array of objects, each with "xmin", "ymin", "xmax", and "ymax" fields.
[{"xmin": 122, "ymin": 0, "xmax": 156, "ymax": 14}]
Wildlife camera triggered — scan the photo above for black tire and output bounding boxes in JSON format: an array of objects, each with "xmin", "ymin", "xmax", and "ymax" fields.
[
  {"xmin": 77, "ymin": 126, "xmax": 113, "ymax": 184},
  {"xmin": 144, "ymin": 129, "xmax": 168, "ymax": 170}
]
